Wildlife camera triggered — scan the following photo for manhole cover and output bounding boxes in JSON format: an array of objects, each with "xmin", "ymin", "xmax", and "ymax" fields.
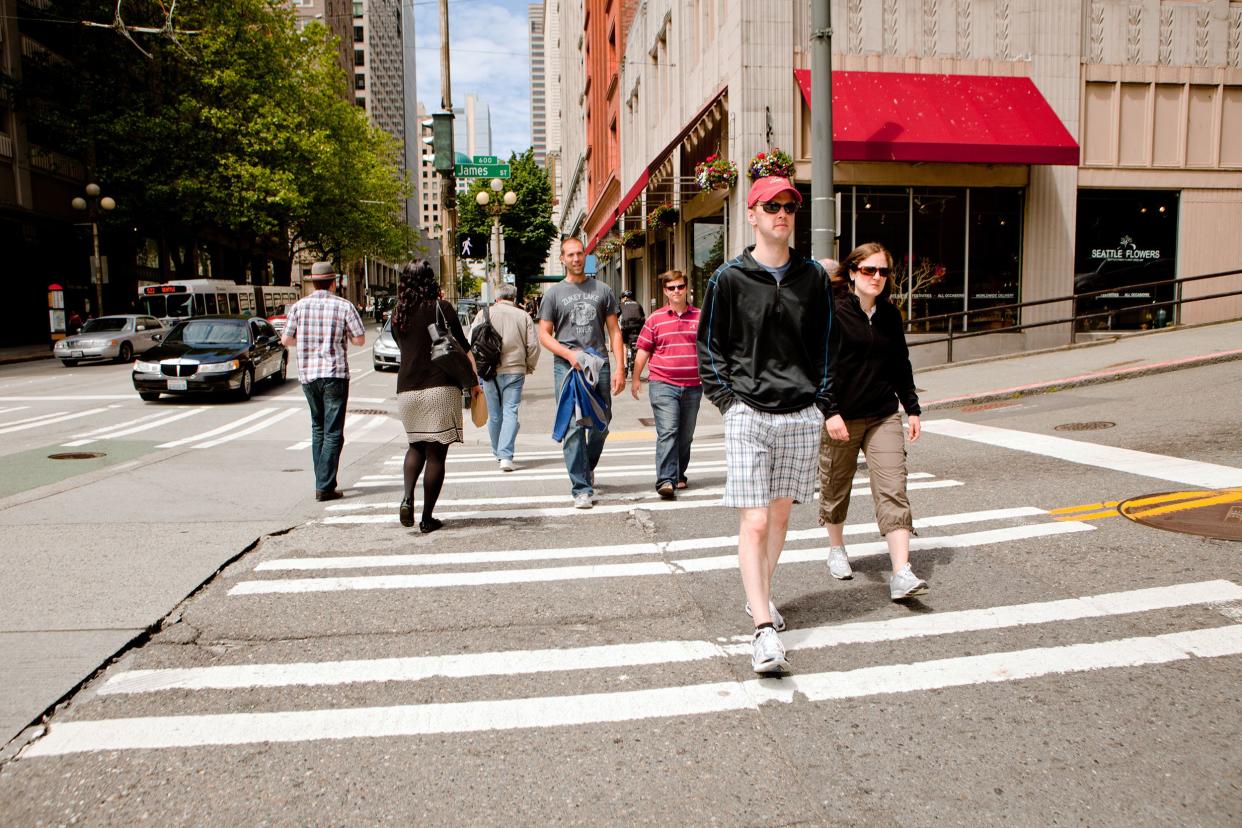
[
  {"xmin": 1118, "ymin": 489, "xmax": 1242, "ymax": 541},
  {"xmin": 1054, "ymin": 421, "xmax": 1115, "ymax": 431},
  {"xmin": 47, "ymin": 452, "xmax": 105, "ymax": 460},
  {"xmin": 350, "ymin": 409, "xmax": 390, "ymax": 416},
  {"xmin": 638, "ymin": 417, "xmax": 656, "ymax": 427}
]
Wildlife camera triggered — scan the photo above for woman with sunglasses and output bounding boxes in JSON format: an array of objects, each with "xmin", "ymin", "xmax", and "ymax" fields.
[{"xmin": 818, "ymin": 242, "xmax": 928, "ymax": 600}]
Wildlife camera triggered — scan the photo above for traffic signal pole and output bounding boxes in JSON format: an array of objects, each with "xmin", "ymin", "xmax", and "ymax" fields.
[
  {"xmin": 810, "ymin": 0, "xmax": 835, "ymax": 261},
  {"xmin": 439, "ymin": 0, "xmax": 458, "ymax": 297}
]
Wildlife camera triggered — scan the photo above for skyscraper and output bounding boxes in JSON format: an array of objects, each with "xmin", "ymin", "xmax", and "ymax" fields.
[{"xmin": 529, "ymin": 4, "xmax": 547, "ymax": 167}]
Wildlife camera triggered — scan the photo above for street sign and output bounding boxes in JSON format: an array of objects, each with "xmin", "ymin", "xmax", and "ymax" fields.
[
  {"xmin": 454, "ymin": 162, "xmax": 510, "ymax": 179},
  {"xmin": 472, "ymin": 155, "xmax": 499, "ymax": 164}
]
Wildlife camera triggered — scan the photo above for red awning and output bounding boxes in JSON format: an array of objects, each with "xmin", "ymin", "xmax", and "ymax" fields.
[{"xmin": 795, "ymin": 70, "xmax": 1079, "ymax": 166}]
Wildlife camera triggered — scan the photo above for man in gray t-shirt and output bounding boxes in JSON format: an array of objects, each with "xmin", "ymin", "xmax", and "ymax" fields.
[{"xmin": 538, "ymin": 237, "xmax": 627, "ymax": 507}]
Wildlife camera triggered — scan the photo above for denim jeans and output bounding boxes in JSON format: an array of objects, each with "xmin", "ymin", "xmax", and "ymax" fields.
[
  {"xmin": 302, "ymin": 377, "xmax": 349, "ymax": 493},
  {"xmin": 648, "ymin": 380, "xmax": 702, "ymax": 487},
  {"xmin": 552, "ymin": 356, "xmax": 612, "ymax": 496},
  {"xmin": 482, "ymin": 372, "xmax": 526, "ymax": 460}
]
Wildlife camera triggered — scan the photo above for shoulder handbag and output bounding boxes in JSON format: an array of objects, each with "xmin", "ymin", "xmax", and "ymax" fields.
[{"xmin": 428, "ymin": 302, "xmax": 477, "ymax": 389}]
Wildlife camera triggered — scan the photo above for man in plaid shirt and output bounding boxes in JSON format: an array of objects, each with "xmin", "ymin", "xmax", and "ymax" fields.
[{"xmin": 281, "ymin": 261, "xmax": 366, "ymax": 501}]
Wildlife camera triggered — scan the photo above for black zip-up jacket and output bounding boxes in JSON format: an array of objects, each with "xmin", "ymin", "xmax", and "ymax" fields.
[
  {"xmin": 696, "ymin": 247, "xmax": 834, "ymax": 417},
  {"xmin": 826, "ymin": 291, "xmax": 921, "ymax": 420}
]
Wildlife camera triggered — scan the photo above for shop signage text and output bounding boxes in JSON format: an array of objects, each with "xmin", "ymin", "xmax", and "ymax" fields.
[{"xmin": 1090, "ymin": 235, "xmax": 1161, "ymax": 261}]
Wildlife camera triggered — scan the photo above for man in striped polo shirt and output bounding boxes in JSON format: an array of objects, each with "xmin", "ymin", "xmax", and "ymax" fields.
[{"xmin": 631, "ymin": 269, "xmax": 702, "ymax": 499}]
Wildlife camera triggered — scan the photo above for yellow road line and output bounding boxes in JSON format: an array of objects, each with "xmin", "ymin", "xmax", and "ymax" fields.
[
  {"xmin": 1055, "ymin": 509, "xmax": 1120, "ymax": 522},
  {"xmin": 1124, "ymin": 490, "xmax": 1242, "ymax": 520},
  {"xmin": 1049, "ymin": 501, "xmax": 1119, "ymax": 515}
]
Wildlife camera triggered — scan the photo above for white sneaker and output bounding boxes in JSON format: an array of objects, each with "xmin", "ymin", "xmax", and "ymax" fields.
[
  {"xmin": 573, "ymin": 492, "xmax": 593, "ymax": 509},
  {"xmin": 498, "ymin": 458, "xmax": 515, "ymax": 472},
  {"xmin": 751, "ymin": 627, "xmax": 790, "ymax": 674},
  {"xmin": 889, "ymin": 564, "xmax": 929, "ymax": 601},
  {"xmin": 744, "ymin": 600, "xmax": 786, "ymax": 632},
  {"xmin": 827, "ymin": 545, "xmax": 853, "ymax": 580}
]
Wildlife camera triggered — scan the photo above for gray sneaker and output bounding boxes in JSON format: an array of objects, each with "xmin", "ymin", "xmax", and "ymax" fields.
[
  {"xmin": 745, "ymin": 600, "xmax": 786, "ymax": 632},
  {"xmin": 573, "ymin": 492, "xmax": 593, "ymax": 509},
  {"xmin": 889, "ymin": 564, "xmax": 928, "ymax": 601},
  {"xmin": 751, "ymin": 627, "xmax": 790, "ymax": 674},
  {"xmin": 827, "ymin": 545, "xmax": 853, "ymax": 580}
]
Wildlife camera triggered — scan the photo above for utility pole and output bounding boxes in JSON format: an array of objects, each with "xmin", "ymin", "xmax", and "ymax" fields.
[
  {"xmin": 810, "ymin": 0, "xmax": 835, "ymax": 260},
  {"xmin": 438, "ymin": 0, "xmax": 458, "ymax": 298}
]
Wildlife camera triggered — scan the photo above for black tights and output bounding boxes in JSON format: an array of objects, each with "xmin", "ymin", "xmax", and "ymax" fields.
[{"xmin": 403, "ymin": 440, "xmax": 449, "ymax": 521}]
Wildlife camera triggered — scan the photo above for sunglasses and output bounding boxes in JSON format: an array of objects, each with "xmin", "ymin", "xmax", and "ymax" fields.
[
  {"xmin": 854, "ymin": 265, "xmax": 892, "ymax": 278},
  {"xmin": 759, "ymin": 201, "xmax": 799, "ymax": 214},
  {"xmin": 664, "ymin": 283, "xmax": 687, "ymax": 291}
]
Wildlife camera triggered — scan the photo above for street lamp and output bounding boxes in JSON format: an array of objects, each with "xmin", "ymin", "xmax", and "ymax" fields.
[
  {"xmin": 474, "ymin": 177, "xmax": 517, "ymax": 298},
  {"xmin": 72, "ymin": 183, "xmax": 116, "ymax": 316}
]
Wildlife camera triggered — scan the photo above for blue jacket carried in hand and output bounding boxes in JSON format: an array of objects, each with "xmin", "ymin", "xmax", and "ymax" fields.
[{"xmin": 552, "ymin": 349, "xmax": 610, "ymax": 442}]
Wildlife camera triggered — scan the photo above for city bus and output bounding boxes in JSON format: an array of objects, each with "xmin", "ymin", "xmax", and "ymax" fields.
[{"xmin": 137, "ymin": 280, "xmax": 299, "ymax": 327}]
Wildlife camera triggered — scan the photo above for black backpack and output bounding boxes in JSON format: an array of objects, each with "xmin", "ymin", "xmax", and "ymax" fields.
[{"xmin": 470, "ymin": 305, "xmax": 505, "ymax": 381}]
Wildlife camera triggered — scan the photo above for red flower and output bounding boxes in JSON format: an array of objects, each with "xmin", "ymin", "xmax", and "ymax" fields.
[{"xmin": 757, "ymin": 153, "xmax": 766, "ymax": 159}]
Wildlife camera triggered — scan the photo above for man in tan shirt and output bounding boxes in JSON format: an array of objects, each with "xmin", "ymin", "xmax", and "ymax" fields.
[{"xmin": 470, "ymin": 283, "xmax": 541, "ymax": 471}]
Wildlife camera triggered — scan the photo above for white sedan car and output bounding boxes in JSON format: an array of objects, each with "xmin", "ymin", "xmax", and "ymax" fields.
[{"xmin": 54, "ymin": 315, "xmax": 166, "ymax": 366}]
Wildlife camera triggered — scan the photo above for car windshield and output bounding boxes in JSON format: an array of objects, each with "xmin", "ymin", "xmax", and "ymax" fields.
[
  {"xmin": 166, "ymin": 320, "xmax": 249, "ymax": 346},
  {"xmin": 80, "ymin": 318, "xmax": 129, "ymax": 333}
]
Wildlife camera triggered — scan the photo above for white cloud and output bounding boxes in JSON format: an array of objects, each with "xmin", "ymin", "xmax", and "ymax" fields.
[{"xmin": 413, "ymin": 1, "xmax": 532, "ymax": 159}]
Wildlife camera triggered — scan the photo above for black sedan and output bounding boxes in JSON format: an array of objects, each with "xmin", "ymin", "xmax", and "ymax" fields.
[{"xmin": 132, "ymin": 316, "xmax": 287, "ymax": 402}]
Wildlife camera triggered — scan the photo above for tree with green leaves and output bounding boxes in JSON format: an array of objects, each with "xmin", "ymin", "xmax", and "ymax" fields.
[{"xmin": 457, "ymin": 149, "xmax": 557, "ymax": 293}]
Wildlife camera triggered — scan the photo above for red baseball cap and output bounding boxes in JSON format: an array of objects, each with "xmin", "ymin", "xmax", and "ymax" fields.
[{"xmin": 747, "ymin": 176, "xmax": 802, "ymax": 208}]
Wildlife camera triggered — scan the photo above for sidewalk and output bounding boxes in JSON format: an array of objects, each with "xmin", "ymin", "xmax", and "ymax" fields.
[{"xmin": 0, "ymin": 343, "xmax": 54, "ymax": 366}]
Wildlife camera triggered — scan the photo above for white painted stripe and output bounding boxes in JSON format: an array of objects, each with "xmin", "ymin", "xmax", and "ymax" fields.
[
  {"xmin": 99, "ymin": 580, "xmax": 1242, "ymax": 694},
  {"xmin": 268, "ymin": 507, "xmax": 1043, "ymax": 571},
  {"xmin": 156, "ymin": 408, "xmax": 277, "ymax": 448},
  {"xmin": 231, "ymin": 521, "xmax": 1090, "ymax": 594},
  {"xmin": 923, "ymin": 418, "xmax": 1242, "ymax": 489},
  {"xmin": 27, "ymin": 625, "xmax": 1242, "ymax": 755},
  {"xmin": 62, "ymin": 408, "xmax": 207, "ymax": 446},
  {"xmin": 287, "ymin": 413, "xmax": 364, "ymax": 451},
  {"xmin": 0, "ymin": 405, "xmax": 29, "ymax": 416},
  {"xmin": 436, "ymin": 443, "xmax": 729, "ymax": 464},
  {"xmin": 0, "ymin": 407, "xmax": 110, "ymax": 435},
  {"xmin": 346, "ymin": 413, "xmax": 393, "ymax": 442},
  {"xmin": 69, "ymin": 410, "xmax": 169, "ymax": 437},
  {"xmin": 355, "ymin": 467, "xmax": 726, "ymax": 487},
  {"xmin": 328, "ymin": 479, "xmax": 965, "ymax": 521},
  {"xmin": 0, "ymin": 395, "xmax": 134, "ymax": 401},
  {"xmin": 360, "ymin": 460, "xmax": 732, "ymax": 480},
  {"xmin": 194, "ymin": 408, "xmax": 299, "ymax": 449},
  {"xmin": 0, "ymin": 410, "xmax": 67, "ymax": 428}
]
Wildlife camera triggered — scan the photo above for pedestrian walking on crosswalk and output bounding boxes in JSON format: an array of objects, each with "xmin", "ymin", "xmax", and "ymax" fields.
[
  {"xmin": 468, "ymin": 283, "xmax": 540, "ymax": 472},
  {"xmin": 819, "ymin": 243, "xmax": 928, "ymax": 600},
  {"xmin": 697, "ymin": 175, "xmax": 836, "ymax": 674}
]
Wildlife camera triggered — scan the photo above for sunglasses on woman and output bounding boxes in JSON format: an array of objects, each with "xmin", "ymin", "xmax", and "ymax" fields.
[
  {"xmin": 853, "ymin": 265, "xmax": 892, "ymax": 278},
  {"xmin": 759, "ymin": 201, "xmax": 799, "ymax": 214}
]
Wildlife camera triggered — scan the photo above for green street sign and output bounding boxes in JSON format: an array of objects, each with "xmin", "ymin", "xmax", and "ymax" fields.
[
  {"xmin": 472, "ymin": 155, "xmax": 499, "ymax": 164},
  {"xmin": 454, "ymin": 162, "xmax": 511, "ymax": 179}
]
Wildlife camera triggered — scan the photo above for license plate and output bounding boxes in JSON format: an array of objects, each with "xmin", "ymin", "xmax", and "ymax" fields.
[
  {"xmin": 71, "ymin": 351, "xmax": 84, "ymax": 358},
  {"xmin": 168, "ymin": 379, "xmax": 188, "ymax": 391}
]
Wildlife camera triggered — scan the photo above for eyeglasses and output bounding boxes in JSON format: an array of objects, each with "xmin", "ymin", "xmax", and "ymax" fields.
[
  {"xmin": 854, "ymin": 265, "xmax": 892, "ymax": 278},
  {"xmin": 759, "ymin": 201, "xmax": 799, "ymax": 214},
  {"xmin": 664, "ymin": 283, "xmax": 687, "ymax": 291}
]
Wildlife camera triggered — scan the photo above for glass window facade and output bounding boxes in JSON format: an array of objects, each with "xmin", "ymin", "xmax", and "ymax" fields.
[{"xmin": 688, "ymin": 215, "xmax": 725, "ymax": 309}]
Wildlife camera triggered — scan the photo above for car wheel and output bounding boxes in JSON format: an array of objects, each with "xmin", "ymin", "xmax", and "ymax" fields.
[
  {"xmin": 273, "ymin": 355, "xmax": 287, "ymax": 385},
  {"xmin": 138, "ymin": 391, "xmax": 161, "ymax": 402},
  {"xmin": 236, "ymin": 367, "xmax": 254, "ymax": 401},
  {"xmin": 61, "ymin": 360, "xmax": 78, "ymax": 368},
  {"xmin": 117, "ymin": 342, "xmax": 133, "ymax": 363}
]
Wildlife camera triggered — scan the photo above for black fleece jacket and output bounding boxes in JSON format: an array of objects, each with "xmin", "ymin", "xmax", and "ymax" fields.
[
  {"xmin": 825, "ymin": 291, "xmax": 921, "ymax": 420},
  {"xmin": 696, "ymin": 247, "xmax": 834, "ymax": 417}
]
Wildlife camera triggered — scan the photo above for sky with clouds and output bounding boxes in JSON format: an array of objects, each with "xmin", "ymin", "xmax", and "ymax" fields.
[{"xmin": 412, "ymin": 0, "xmax": 534, "ymax": 160}]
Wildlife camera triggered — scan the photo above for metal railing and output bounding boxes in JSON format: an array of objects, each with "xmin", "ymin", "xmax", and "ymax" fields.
[{"xmin": 903, "ymin": 267, "xmax": 1242, "ymax": 364}]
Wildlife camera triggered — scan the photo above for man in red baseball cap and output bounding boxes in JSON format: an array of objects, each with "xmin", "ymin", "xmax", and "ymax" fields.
[{"xmin": 696, "ymin": 175, "xmax": 835, "ymax": 675}]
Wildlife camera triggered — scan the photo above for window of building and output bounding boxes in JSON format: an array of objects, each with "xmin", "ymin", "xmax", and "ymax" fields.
[
  {"xmin": 354, "ymin": 73, "xmax": 365, "ymax": 90},
  {"xmin": 354, "ymin": 25, "xmax": 364, "ymax": 42},
  {"xmin": 355, "ymin": 97, "xmax": 366, "ymax": 108},
  {"xmin": 355, "ymin": 49, "xmax": 365, "ymax": 66},
  {"xmin": 353, "ymin": 2, "xmax": 363, "ymax": 18}
]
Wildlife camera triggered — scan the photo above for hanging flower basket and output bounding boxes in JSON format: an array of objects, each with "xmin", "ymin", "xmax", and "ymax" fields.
[
  {"xmin": 694, "ymin": 154, "xmax": 738, "ymax": 191},
  {"xmin": 747, "ymin": 148, "xmax": 795, "ymax": 181},
  {"xmin": 622, "ymin": 228, "xmax": 646, "ymax": 249},
  {"xmin": 648, "ymin": 203, "xmax": 679, "ymax": 228},
  {"xmin": 594, "ymin": 236, "xmax": 622, "ymax": 263}
]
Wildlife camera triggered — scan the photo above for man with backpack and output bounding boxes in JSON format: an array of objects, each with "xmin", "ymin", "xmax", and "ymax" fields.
[
  {"xmin": 618, "ymin": 290, "xmax": 645, "ymax": 378},
  {"xmin": 470, "ymin": 283, "xmax": 541, "ymax": 471}
]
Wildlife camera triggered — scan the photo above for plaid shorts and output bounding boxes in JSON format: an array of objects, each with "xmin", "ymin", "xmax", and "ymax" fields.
[{"xmin": 722, "ymin": 402, "xmax": 822, "ymax": 508}]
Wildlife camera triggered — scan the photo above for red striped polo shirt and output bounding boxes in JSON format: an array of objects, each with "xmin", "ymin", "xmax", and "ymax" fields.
[{"xmin": 635, "ymin": 304, "xmax": 701, "ymax": 387}]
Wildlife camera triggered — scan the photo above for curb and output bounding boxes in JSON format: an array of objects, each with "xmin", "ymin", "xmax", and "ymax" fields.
[
  {"xmin": 922, "ymin": 348, "xmax": 1242, "ymax": 410},
  {"xmin": 0, "ymin": 353, "xmax": 54, "ymax": 366}
]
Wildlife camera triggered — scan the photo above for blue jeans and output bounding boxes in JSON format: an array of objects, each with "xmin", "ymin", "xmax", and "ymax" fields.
[
  {"xmin": 483, "ymin": 372, "xmax": 526, "ymax": 460},
  {"xmin": 648, "ymin": 381, "xmax": 702, "ymax": 487},
  {"xmin": 552, "ymin": 356, "xmax": 612, "ymax": 496},
  {"xmin": 302, "ymin": 377, "xmax": 349, "ymax": 493}
]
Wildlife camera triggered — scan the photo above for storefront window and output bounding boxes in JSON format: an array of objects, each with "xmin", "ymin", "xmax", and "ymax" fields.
[
  {"xmin": 688, "ymin": 216, "xmax": 725, "ymax": 309},
  {"xmin": 908, "ymin": 188, "xmax": 966, "ymax": 327},
  {"xmin": 967, "ymin": 189, "xmax": 1023, "ymax": 329},
  {"xmin": 1074, "ymin": 190, "xmax": 1178, "ymax": 331}
]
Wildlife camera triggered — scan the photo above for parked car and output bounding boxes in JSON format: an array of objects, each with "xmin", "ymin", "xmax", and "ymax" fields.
[
  {"xmin": 457, "ymin": 298, "xmax": 480, "ymax": 328},
  {"xmin": 373, "ymin": 319, "xmax": 400, "ymax": 371},
  {"xmin": 54, "ymin": 315, "xmax": 165, "ymax": 366},
  {"xmin": 132, "ymin": 316, "xmax": 287, "ymax": 402}
]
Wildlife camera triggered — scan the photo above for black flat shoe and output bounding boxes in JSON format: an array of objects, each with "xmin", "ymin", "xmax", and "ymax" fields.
[
  {"xmin": 418, "ymin": 516, "xmax": 443, "ymax": 534},
  {"xmin": 399, "ymin": 498, "xmax": 414, "ymax": 528}
]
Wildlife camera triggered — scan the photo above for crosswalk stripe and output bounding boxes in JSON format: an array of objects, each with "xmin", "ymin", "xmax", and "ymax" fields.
[
  {"xmin": 231, "ymin": 521, "xmax": 1090, "ymax": 594},
  {"xmin": 268, "ymin": 507, "xmax": 1043, "ymax": 572},
  {"xmin": 346, "ymin": 414, "xmax": 393, "ymax": 443},
  {"xmin": 157, "ymin": 408, "xmax": 277, "ymax": 448},
  {"xmin": 61, "ymin": 408, "xmax": 208, "ymax": 446},
  {"xmin": 0, "ymin": 410, "xmax": 68, "ymax": 429},
  {"xmin": 434, "ymin": 442, "xmax": 729, "ymax": 465},
  {"xmin": 194, "ymin": 408, "xmax": 299, "ymax": 449},
  {"xmin": 0, "ymin": 407, "xmax": 111, "ymax": 436},
  {"xmin": 0, "ymin": 405, "xmax": 30, "ymax": 417},
  {"xmin": 360, "ymin": 460, "xmax": 732, "ymax": 481},
  {"xmin": 96, "ymin": 580, "xmax": 1242, "ymax": 694},
  {"xmin": 26, "ymin": 624, "xmax": 1242, "ymax": 756},
  {"xmin": 287, "ymin": 413, "xmax": 365, "ymax": 451}
]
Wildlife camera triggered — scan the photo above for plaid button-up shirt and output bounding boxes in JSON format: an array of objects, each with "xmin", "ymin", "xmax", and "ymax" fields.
[{"xmin": 283, "ymin": 291, "xmax": 365, "ymax": 383}]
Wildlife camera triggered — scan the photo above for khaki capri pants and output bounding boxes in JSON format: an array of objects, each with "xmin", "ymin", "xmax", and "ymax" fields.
[{"xmin": 817, "ymin": 412, "xmax": 915, "ymax": 536}]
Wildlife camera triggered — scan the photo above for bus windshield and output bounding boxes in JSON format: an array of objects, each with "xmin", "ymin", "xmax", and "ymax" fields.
[{"xmin": 139, "ymin": 294, "xmax": 193, "ymax": 318}]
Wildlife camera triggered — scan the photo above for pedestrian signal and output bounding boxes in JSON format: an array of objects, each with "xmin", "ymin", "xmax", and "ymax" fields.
[{"xmin": 457, "ymin": 232, "xmax": 489, "ymax": 260}]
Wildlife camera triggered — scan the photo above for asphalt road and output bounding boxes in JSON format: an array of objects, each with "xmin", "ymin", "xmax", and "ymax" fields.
[{"xmin": 0, "ymin": 351, "xmax": 1240, "ymax": 825}]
